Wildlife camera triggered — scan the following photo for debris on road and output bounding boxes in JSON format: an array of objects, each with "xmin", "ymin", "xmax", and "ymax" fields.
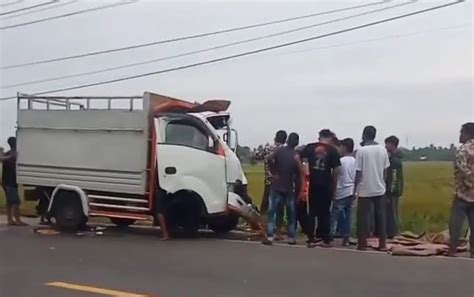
[
  {"xmin": 366, "ymin": 230, "xmax": 468, "ymax": 256},
  {"xmin": 34, "ymin": 228, "xmax": 59, "ymax": 236}
]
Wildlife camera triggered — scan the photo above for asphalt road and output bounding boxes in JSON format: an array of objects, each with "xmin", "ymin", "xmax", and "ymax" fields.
[{"xmin": 1, "ymin": 222, "xmax": 473, "ymax": 297}]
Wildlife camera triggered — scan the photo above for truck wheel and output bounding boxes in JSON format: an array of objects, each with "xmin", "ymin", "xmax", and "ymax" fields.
[
  {"xmin": 110, "ymin": 218, "xmax": 136, "ymax": 228},
  {"xmin": 179, "ymin": 199, "xmax": 201, "ymax": 238},
  {"xmin": 53, "ymin": 191, "xmax": 87, "ymax": 231},
  {"xmin": 209, "ymin": 215, "xmax": 239, "ymax": 234},
  {"xmin": 167, "ymin": 193, "xmax": 201, "ymax": 238},
  {"xmin": 180, "ymin": 210, "xmax": 200, "ymax": 237}
]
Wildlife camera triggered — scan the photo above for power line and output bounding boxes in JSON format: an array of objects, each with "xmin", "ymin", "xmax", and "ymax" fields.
[
  {"xmin": 1, "ymin": 0, "xmax": 78, "ymax": 20},
  {"xmin": 0, "ymin": 0, "xmax": 464, "ymax": 101},
  {"xmin": 0, "ymin": 0, "xmax": 388, "ymax": 69},
  {"xmin": 0, "ymin": 0, "xmax": 57, "ymax": 16},
  {"xmin": 16, "ymin": 19, "xmax": 471, "ymax": 92},
  {"xmin": 0, "ymin": 0, "xmax": 24, "ymax": 8},
  {"xmin": 0, "ymin": 0, "xmax": 138, "ymax": 30},
  {"xmin": 2, "ymin": 0, "xmax": 414, "ymax": 89},
  {"xmin": 280, "ymin": 23, "xmax": 473, "ymax": 56}
]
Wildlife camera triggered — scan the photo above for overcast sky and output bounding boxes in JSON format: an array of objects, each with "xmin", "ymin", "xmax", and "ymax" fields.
[{"xmin": 0, "ymin": 0, "xmax": 472, "ymax": 148}]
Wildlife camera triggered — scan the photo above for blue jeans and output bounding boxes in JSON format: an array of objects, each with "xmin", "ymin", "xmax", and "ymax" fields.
[
  {"xmin": 330, "ymin": 196, "xmax": 353, "ymax": 239},
  {"xmin": 449, "ymin": 198, "xmax": 474, "ymax": 257},
  {"xmin": 266, "ymin": 187, "xmax": 296, "ymax": 240}
]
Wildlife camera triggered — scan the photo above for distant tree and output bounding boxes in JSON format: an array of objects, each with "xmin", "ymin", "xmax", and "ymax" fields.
[
  {"xmin": 236, "ymin": 145, "xmax": 252, "ymax": 164},
  {"xmin": 243, "ymin": 142, "xmax": 456, "ymax": 163},
  {"xmin": 402, "ymin": 145, "xmax": 455, "ymax": 162}
]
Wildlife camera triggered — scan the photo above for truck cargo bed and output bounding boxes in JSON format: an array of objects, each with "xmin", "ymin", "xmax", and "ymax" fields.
[{"xmin": 16, "ymin": 96, "xmax": 149, "ymax": 195}]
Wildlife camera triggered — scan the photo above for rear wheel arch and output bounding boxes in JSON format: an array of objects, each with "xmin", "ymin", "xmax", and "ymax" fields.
[
  {"xmin": 50, "ymin": 189, "xmax": 88, "ymax": 231},
  {"xmin": 48, "ymin": 185, "xmax": 89, "ymax": 216}
]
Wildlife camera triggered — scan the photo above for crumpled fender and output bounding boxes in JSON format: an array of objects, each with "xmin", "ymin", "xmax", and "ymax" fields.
[{"xmin": 227, "ymin": 192, "xmax": 259, "ymax": 220}]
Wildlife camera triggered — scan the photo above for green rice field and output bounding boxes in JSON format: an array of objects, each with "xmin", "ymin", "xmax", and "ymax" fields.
[{"xmin": 245, "ymin": 161, "xmax": 455, "ymax": 234}]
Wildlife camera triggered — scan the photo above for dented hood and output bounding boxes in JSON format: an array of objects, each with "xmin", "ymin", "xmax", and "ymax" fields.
[{"xmin": 146, "ymin": 92, "xmax": 230, "ymax": 114}]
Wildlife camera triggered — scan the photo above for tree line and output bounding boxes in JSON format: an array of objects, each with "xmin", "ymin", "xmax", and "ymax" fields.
[{"xmin": 236, "ymin": 144, "xmax": 457, "ymax": 164}]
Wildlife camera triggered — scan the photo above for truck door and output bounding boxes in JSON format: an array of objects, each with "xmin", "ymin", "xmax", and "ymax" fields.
[{"xmin": 155, "ymin": 116, "xmax": 228, "ymax": 214}]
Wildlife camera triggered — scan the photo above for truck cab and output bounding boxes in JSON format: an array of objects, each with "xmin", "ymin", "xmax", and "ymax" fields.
[
  {"xmin": 16, "ymin": 92, "xmax": 248, "ymax": 235},
  {"xmin": 193, "ymin": 112, "xmax": 254, "ymax": 232},
  {"xmin": 195, "ymin": 112, "xmax": 247, "ymax": 186}
]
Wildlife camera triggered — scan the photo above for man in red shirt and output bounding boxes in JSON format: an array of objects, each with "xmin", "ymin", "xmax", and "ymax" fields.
[{"xmin": 301, "ymin": 130, "xmax": 341, "ymax": 247}]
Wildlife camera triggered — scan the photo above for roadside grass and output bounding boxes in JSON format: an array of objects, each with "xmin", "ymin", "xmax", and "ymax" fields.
[{"xmin": 245, "ymin": 161, "xmax": 454, "ymax": 234}]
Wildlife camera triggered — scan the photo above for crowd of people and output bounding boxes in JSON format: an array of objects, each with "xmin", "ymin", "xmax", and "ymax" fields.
[{"xmin": 255, "ymin": 123, "xmax": 473, "ymax": 257}]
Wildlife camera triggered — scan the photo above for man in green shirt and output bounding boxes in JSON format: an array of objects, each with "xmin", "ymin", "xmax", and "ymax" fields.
[{"xmin": 384, "ymin": 136, "xmax": 404, "ymax": 239}]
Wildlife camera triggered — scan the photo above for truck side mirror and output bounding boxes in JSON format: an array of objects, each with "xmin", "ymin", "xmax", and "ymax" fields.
[{"xmin": 228, "ymin": 129, "xmax": 238, "ymax": 152}]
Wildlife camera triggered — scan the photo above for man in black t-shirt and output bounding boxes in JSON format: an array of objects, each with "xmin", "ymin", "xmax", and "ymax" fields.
[
  {"xmin": 301, "ymin": 130, "xmax": 341, "ymax": 247},
  {"xmin": 1, "ymin": 137, "xmax": 27, "ymax": 226}
]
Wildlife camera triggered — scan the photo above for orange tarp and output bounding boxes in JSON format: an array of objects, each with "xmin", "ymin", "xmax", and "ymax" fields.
[{"xmin": 146, "ymin": 92, "xmax": 230, "ymax": 114}]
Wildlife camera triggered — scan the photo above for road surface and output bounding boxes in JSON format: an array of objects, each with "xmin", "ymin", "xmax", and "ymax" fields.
[{"xmin": 0, "ymin": 221, "xmax": 473, "ymax": 297}]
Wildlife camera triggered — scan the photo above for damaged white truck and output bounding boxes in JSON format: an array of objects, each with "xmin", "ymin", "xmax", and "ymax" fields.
[{"xmin": 16, "ymin": 92, "xmax": 254, "ymax": 235}]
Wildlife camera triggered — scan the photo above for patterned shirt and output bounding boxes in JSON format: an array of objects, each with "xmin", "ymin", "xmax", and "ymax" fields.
[
  {"xmin": 262, "ymin": 143, "xmax": 283, "ymax": 186},
  {"xmin": 454, "ymin": 139, "xmax": 474, "ymax": 202}
]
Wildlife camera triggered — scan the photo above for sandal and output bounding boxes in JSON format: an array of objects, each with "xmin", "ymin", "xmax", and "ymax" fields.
[{"xmin": 320, "ymin": 242, "xmax": 333, "ymax": 248}]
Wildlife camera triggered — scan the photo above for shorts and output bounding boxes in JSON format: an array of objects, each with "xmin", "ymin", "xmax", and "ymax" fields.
[
  {"xmin": 2, "ymin": 186, "xmax": 21, "ymax": 207},
  {"xmin": 155, "ymin": 195, "xmax": 166, "ymax": 214}
]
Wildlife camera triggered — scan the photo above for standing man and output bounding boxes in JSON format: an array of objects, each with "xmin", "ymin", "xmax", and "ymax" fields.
[
  {"xmin": 330, "ymin": 138, "xmax": 356, "ymax": 246},
  {"xmin": 257, "ymin": 130, "xmax": 287, "ymax": 239},
  {"xmin": 1, "ymin": 137, "xmax": 27, "ymax": 226},
  {"xmin": 329, "ymin": 136, "xmax": 340, "ymax": 149},
  {"xmin": 354, "ymin": 126, "xmax": 390, "ymax": 251},
  {"xmin": 448, "ymin": 123, "xmax": 474, "ymax": 258},
  {"xmin": 301, "ymin": 129, "xmax": 341, "ymax": 247},
  {"xmin": 263, "ymin": 133, "xmax": 305, "ymax": 245},
  {"xmin": 384, "ymin": 135, "xmax": 404, "ymax": 239}
]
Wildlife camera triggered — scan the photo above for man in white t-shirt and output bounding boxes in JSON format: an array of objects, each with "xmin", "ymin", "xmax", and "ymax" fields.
[
  {"xmin": 354, "ymin": 126, "xmax": 390, "ymax": 251},
  {"xmin": 330, "ymin": 138, "xmax": 356, "ymax": 246}
]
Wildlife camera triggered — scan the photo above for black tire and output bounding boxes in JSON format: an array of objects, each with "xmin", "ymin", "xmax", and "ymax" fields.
[
  {"xmin": 110, "ymin": 218, "xmax": 136, "ymax": 228},
  {"xmin": 53, "ymin": 191, "xmax": 87, "ymax": 231},
  {"xmin": 179, "ymin": 197, "xmax": 201, "ymax": 238},
  {"xmin": 167, "ymin": 193, "xmax": 201, "ymax": 238},
  {"xmin": 209, "ymin": 215, "xmax": 239, "ymax": 234}
]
